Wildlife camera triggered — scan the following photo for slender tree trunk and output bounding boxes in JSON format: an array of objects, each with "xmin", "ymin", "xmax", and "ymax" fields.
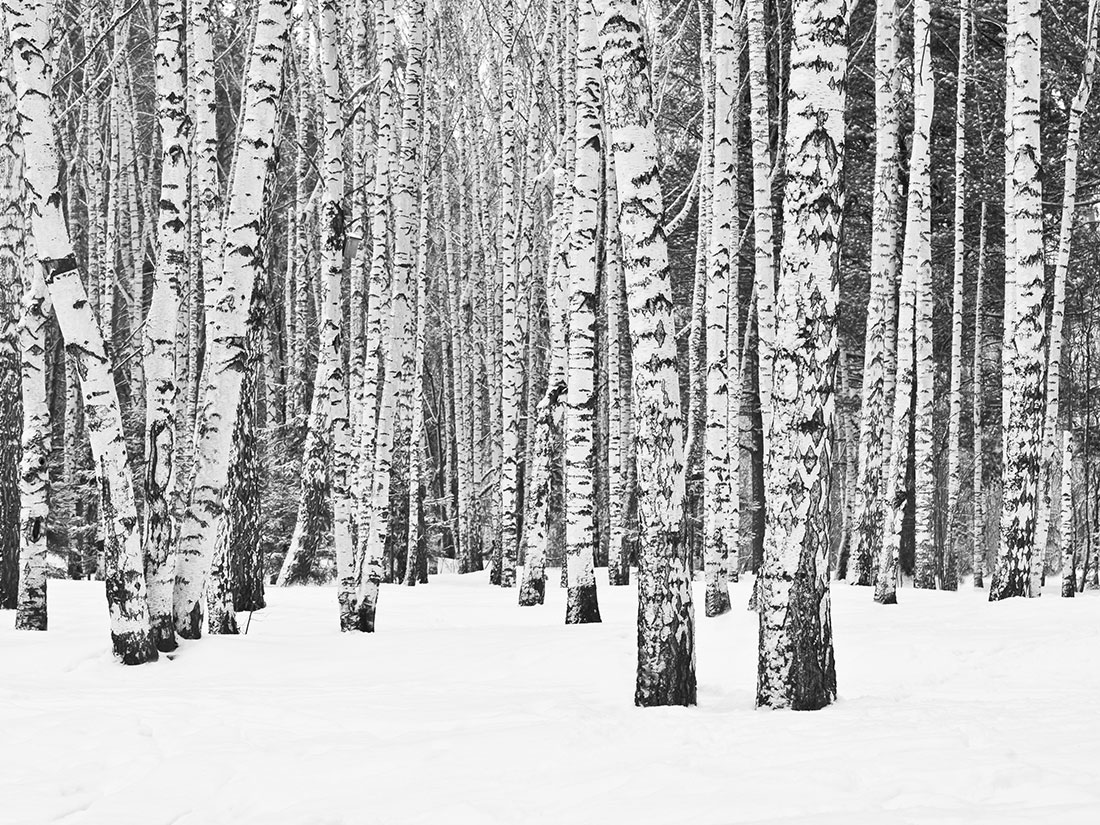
[
  {"xmin": 1032, "ymin": 0, "xmax": 1099, "ymax": 595},
  {"xmin": 703, "ymin": 0, "xmax": 738, "ymax": 617},
  {"xmin": 745, "ymin": 0, "xmax": 775, "ymax": 449},
  {"xmin": 944, "ymin": 0, "xmax": 972, "ymax": 592},
  {"xmin": 7, "ymin": 0, "xmax": 157, "ymax": 662},
  {"xmin": 499, "ymin": 0, "xmax": 522, "ymax": 590},
  {"xmin": 850, "ymin": 0, "xmax": 901, "ymax": 587},
  {"xmin": 599, "ymin": 0, "xmax": 695, "ymax": 706},
  {"xmin": 973, "ymin": 202, "xmax": 988, "ymax": 587},
  {"xmin": 1060, "ymin": 429, "xmax": 1077, "ymax": 597},
  {"xmin": 605, "ymin": 142, "xmax": 629, "ymax": 587}
]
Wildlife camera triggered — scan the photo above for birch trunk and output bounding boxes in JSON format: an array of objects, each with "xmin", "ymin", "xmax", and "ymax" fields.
[
  {"xmin": 563, "ymin": 0, "xmax": 603, "ymax": 625},
  {"xmin": 317, "ymin": 0, "xmax": 355, "ymax": 629},
  {"xmin": 991, "ymin": 0, "xmax": 1045, "ymax": 601},
  {"xmin": 1032, "ymin": 0, "xmax": 1099, "ymax": 595},
  {"xmin": 754, "ymin": 0, "xmax": 844, "ymax": 710},
  {"xmin": 973, "ymin": 202, "xmax": 988, "ymax": 587},
  {"xmin": 945, "ymin": 0, "xmax": 971, "ymax": 592},
  {"xmin": 0, "ymin": 53, "xmax": 22, "ymax": 610},
  {"xmin": 703, "ymin": 0, "xmax": 738, "ymax": 617},
  {"xmin": 143, "ymin": 0, "xmax": 188, "ymax": 651},
  {"xmin": 7, "ymin": 0, "xmax": 157, "ymax": 663},
  {"xmin": 910, "ymin": 0, "xmax": 937, "ymax": 591},
  {"xmin": 850, "ymin": 0, "xmax": 901, "ymax": 586},
  {"xmin": 173, "ymin": 0, "xmax": 291, "ymax": 637},
  {"xmin": 499, "ymin": 0, "xmax": 522, "ymax": 590},
  {"xmin": 1059, "ymin": 430, "xmax": 1076, "ymax": 597},
  {"xmin": 745, "ymin": 0, "xmax": 775, "ymax": 446},
  {"xmin": 599, "ymin": 0, "xmax": 695, "ymax": 706},
  {"xmin": 605, "ymin": 143, "xmax": 629, "ymax": 587}
]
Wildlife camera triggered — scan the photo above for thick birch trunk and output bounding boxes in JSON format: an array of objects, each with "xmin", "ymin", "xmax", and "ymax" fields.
[
  {"xmin": 173, "ymin": 0, "xmax": 291, "ymax": 637},
  {"xmin": 991, "ymin": 0, "xmax": 1045, "ymax": 601},
  {"xmin": 755, "ymin": 0, "xmax": 844, "ymax": 710},
  {"xmin": 910, "ymin": 0, "xmax": 936, "ymax": 590},
  {"xmin": 599, "ymin": 0, "xmax": 696, "ymax": 706},
  {"xmin": 8, "ymin": 0, "xmax": 157, "ymax": 662}
]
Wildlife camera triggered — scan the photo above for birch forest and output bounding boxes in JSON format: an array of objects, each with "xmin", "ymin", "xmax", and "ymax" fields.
[{"xmin": 4, "ymin": 0, "xmax": 1100, "ymax": 721}]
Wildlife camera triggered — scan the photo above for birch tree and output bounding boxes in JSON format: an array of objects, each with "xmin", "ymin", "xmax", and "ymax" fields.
[
  {"xmin": 703, "ymin": 0, "xmax": 738, "ymax": 618},
  {"xmin": 991, "ymin": 0, "xmax": 1045, "ymax": 601},
  {"xmin": 173, "ymin": 0, "xmax": 292, "ymax": 637},
  {"xmin": 1032, "ymin": 0, "xmax": 1099, "ymax": 595},
  {"xmin": 564, "ymin": 0, "xmax": 602, "ymax": 625},
  {"xmin": 850, "ymin": 0, "xmax": 901, "ymax": 587},
  {"xmin": 7, "ymin": 0, "xmax": 157, "ymax": 663},
  {"xmin": 945, "ymin": 0, "xmax": 972, "ymax": 591},
  {"xmin": 599, "ymin": 0, "xmax": 695, "ymax": 706},
  {"xmin": 755, "ymin": 0, "xmax": 844, "ymax": 710},
  {"xmin": 144, "ymin": 0, "xmax": 189, "ymax": 651}
]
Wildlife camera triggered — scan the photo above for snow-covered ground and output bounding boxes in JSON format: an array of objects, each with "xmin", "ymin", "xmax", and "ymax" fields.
[{"xmin": 3, "ymin": 574, "xmax": 1100, "ymax": 824}]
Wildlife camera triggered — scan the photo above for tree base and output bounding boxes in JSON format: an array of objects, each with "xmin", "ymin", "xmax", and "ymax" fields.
[
  {"xmin": 704, "ymin": 586, "xmax": 731, "ymax": 617},
  {"xmin": 112, "ymin": 630, "xmax": 159, "ymax": 665},
  {"xmin": 150, "ymin": 618, "xmax": 178, "ymax": 653},
  {"xmin": 565, "ymin": 584, "xmax": 601, "ymax": 624},
  {"xmin": 518, "ymin": 577, "xmax": 545, "ymax": 606},
  {"xmin": 14, "ymin": 606, "xmax": 47, "ymax": 631}
]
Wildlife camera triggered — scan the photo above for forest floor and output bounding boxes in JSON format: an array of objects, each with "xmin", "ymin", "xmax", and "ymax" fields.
[{"xmin": 3, "ymin": 573, "xmax": 1100, "ymax": 824}]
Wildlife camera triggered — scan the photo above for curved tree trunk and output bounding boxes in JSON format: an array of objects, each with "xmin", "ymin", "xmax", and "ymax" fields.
[{"xmin": 8, "ymin": 0, "xmax": 157, "ymax": 664}]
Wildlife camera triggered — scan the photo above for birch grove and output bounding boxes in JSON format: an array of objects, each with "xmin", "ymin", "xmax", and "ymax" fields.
[{"xmin": 1, "ymin": 0, "xmax": 1099, "ymax": 712}]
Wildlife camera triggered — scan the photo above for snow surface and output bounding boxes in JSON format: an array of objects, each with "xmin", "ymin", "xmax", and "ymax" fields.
[{"xmin": 3, "ymin": 574, "xmax": 1100, "ymax": 824}]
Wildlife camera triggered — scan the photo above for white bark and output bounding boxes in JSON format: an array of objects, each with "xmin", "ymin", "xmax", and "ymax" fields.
[
  {"xmin": 564, "ymin": 0, "xmax": 602, "ymax": 625},
  {"xmin": 599, "ymin": 0, "xmax": 695, "ymax": 706},
  {"xmin": 1032, "ymin": 0, "xmax": 1099, "ymax": 595},
  {"xmin": 850, "ymin": 0, "xmax": 901, "ymax": 587},
  {"xmin": 703, "ymin": 0, "xmax": 738, "ymax": 618},
  {"xmin": 144, "ymin": 0, "xmax": 188, "ymax": 651},
  {"xmin": 755, "ymin": 0, "xmax": 844, "ymax": 710},
  {"xmin": 173, "ymin": 0, "xmax": 292, "ymax": 637},
  {"xmin": 992, "ymin": 0, "xmax": 1045, "ymax": 601},
  {"xmin": 7, "ymin": 0, "xmax": 157, "ymax": 662}
]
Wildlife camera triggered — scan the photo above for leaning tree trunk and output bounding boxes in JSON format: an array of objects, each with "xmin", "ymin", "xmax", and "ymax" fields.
[
  {"xmin": 173, "ymin": 0, "xmax": 292, "ymax": 637},
  {"xmin": 991, "ymin": 0, "xmax": 1045, "ymax": 601},
  {"xmin": 144, "ymin": 0, "xmax": 188, "ymax": 652},
  {"xmin": 703, "ymin": 0, "xmax": 739, "ymax": 618},
  {"xmin": 850, "ymin": 0, "xmax": 901, "ymax": 587},
  {"xmin": 599, "ymin": 0, "xmax": 695, "ymax": 707},
  {"xmin": 1032, "ymin": 0, "xmax": 1099, "ymax": 595},
  {"xmin": 7, "ymin": 0, "xmax": 157, "ymax": 663},
  {"xmin": 563, "ymin": 0, "xmax": 603, "ymax": 626},
  {"xmin": 755, "ymin": 0, "xmax": 845, "ymax": 711}
]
